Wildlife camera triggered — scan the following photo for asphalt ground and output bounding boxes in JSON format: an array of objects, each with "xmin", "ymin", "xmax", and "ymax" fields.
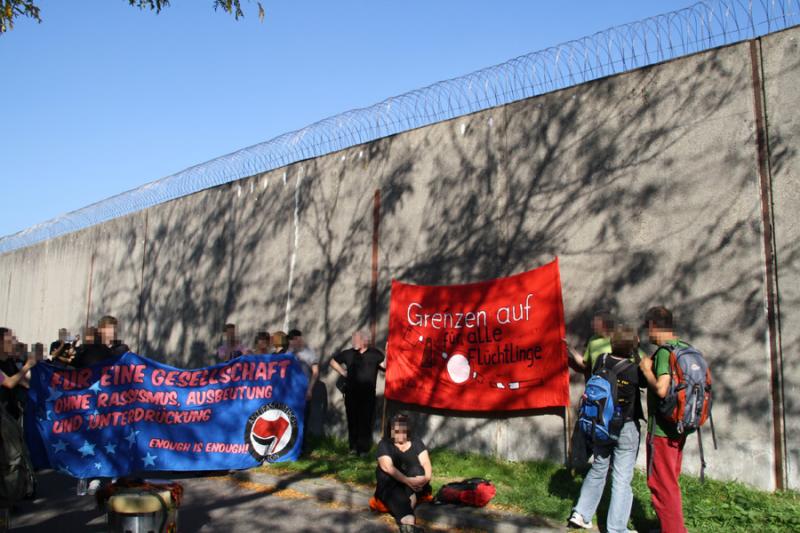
[{"xmin": 4, "ymin": 469, "xmax": 564, "ymax": 532}]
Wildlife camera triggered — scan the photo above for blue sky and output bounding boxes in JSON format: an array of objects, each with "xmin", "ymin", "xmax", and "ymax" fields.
[{"xmin": 0, "ymin": 0, "xmax": 693, "ymax": 239}]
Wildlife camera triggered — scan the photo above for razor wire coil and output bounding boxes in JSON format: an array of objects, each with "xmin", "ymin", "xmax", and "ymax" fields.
[{"xmin": 1, "ymin": 0, "xmax": 799, "ymax": 253}]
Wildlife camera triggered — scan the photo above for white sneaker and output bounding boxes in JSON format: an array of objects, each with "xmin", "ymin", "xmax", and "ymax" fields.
[
  {"xmin": 87, "ymin": 479, "xmax": 101, "ymax": 495},
  {"xmin": 567, "ymin": 510, "xmax": 593, "ymax": 529}
]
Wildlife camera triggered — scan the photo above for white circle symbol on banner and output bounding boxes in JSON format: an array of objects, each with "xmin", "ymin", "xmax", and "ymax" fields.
[{"xmin": 447, "ymin": 353, "xmax": 471, "ymax": 384}]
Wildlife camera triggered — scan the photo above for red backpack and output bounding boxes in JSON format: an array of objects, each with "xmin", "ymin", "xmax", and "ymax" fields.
[
  {"xmin": 656, "ymin": 343, "xmax": 712, "ymax": 432},
  {"xmin": 655, "ymin": 342, "xmax": 717, "ymax": 481},
  {"xmin": 435, "ymin": 478, "xmax": 496, "ymax": 507}
]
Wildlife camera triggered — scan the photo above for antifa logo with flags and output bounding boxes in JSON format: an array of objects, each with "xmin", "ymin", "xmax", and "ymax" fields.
[{"xmin": 245, "ymin": 403, "xmax": 299, "ymax": 462}]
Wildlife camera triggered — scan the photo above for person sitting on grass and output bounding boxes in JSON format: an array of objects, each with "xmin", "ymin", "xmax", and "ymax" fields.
[{"xmin": 374, "ymin": 413, "xmax": 432, "ymax": 532}]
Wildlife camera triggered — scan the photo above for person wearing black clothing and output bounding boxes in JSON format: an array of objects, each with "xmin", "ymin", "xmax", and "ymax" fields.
[
  {"xmin": 0, "ymin": 329, "xmax": 37, "ymax": 419},
  {"xmin": 72, "ymin": 340, "xmax": 112, "ymax": 368},
  {"xmin": 568, "ymin": 326, "xmax": 644, "ymax": 533},
  {"xmin": 99, "ymin": 315, "xmax": 130, "ymax": 356},
  {"xmin": 50, "ymin": 328, "xmax": 71, "ymax": 359},
  {"xmin": 71, "ymin": 326, "xmax": 112, "ymax": 368},
  {"xmin": 330, "ymin": 330, "xmax": 385, "ymax": 455},
  {"xmin": 375, "ymin": 413, "xmax": 431, "ymax": 531}
]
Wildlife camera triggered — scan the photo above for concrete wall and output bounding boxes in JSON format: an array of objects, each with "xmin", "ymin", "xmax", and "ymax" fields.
[
  {"xmin": 1, "ymin": 28, "xmax": 797, "ymax": 491},
  {"xmin": 762, "ymin": 29, "xmax": 800, "ymax": 490}
]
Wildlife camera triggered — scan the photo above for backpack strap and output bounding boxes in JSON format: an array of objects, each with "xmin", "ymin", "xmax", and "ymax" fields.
[
  {"xmin": 646, "ymin": 432, "xmax": 655, "ymax": 479},
  {"xmin": 590, "ymin": 352, "xmax": 608, "ymax": 375},
  {"xmin": 657, "ymin": 340, "xmax": 693, "ymax": 361},
  {"xmin": 709, "ymin": 409, "xmax": 718, "ymax": 450},
  {"xmin": 697, "ymin": 426, "xmax": 707, "ymax": 483},
  {"xmin": 592, "ymin": 353, "xmax": 633, "ymax": 376},
  {"xmin": 609, "ymin": 357, "xmax": 634, "ymax": 375}
]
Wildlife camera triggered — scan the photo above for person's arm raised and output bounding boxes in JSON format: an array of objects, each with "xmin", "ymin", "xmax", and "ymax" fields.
[
  {"xmin": 563, "ymin": 338, "xmax": 586, "ymax": 372},
  {"xmin": 1, "ymin": 353, "xmax": 37, "ymax": 389}
]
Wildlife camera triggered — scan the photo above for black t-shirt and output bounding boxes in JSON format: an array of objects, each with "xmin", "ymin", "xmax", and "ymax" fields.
[
  {"xmin": 594, "ymin": 354, "xmax": 644, "ymax": 421},
  {"xmin": 333, "ymin": 348, "xmax": 384, "ymax": 389},
  {"xmin": 110, "ymin": 340, "xmax": 130, "ymax": 357},
  {"xmin": 71, "ymin": 343, "xmax": 113, "ymax": 368},
  {"xmin": 0, "ymin": 358, "xmax": 24, "ymax": 418},
  {"xmin": 0, "ymin": 357, "xmax": 19, "ymax": 377},
  {"xmin": 50, "ymin": 340, "xmax": 73, "ymax": 355},
  {"xmin": 375, "ymin": 437, "xmax": 427, "ymax": 488}
]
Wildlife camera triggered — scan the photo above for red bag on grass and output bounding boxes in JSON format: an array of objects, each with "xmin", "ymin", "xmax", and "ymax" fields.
[{"xmin": 435, "ymin": 478, "xmax": 496, "ymax": 507}]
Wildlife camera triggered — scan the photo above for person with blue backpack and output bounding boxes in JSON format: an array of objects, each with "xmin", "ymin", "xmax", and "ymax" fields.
[{"xmin": 568, "ymin": 326, "xmax": 644, "ymax": 533}]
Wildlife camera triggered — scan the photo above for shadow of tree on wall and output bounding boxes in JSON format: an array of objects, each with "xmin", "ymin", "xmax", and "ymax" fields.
[
  {"xmin": 358, "ymin": 43, "xmax": 794, "ymax": 483},
  {"xmin": 64, "ymin": 38, "xmax": 797, "ymax": 491}
]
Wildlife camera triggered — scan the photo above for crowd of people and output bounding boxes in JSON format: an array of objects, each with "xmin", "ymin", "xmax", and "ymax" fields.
[{"xmin": 0, "ymin": 304, "xmax": 705, "ymax": 533}]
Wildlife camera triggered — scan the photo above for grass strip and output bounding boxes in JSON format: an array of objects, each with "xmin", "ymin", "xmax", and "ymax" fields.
[{"xmin": 258, "ymin": 436, "xmax": 799, "ymax": 532}]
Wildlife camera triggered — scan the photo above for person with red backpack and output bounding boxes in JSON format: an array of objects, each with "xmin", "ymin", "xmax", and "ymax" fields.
[{"xmin": 639, "ymin": 306, "xmax": 712, "ymax": 533}]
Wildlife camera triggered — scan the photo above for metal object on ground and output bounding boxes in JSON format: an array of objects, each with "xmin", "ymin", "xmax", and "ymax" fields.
[{"xmin": 106, "ymin": 485, "xmax": 179, "ymax": 533}]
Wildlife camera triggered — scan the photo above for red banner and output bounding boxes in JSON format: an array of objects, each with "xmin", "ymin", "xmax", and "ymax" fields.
[{"xmin": 385, "ymin": 259, "xmax": 568, "ymax": 411}]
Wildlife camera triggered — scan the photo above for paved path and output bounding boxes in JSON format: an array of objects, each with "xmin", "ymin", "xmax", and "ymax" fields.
[{"xmin": 6, "ymin": 469, "xmax": 563, "ymax": 532}]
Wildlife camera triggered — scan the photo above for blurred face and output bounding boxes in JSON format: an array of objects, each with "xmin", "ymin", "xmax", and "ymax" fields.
[
  {"xmin": 1, "ymin": 331, "xmax": 13, "ymax": 356},
  {"xmin": 646, "ymin": 321, "xmax": 660, "ymax": 344},
  {"xmin": 256, "ymin": 337, "xmax": 270, "ymax": 353},
  {"xmin": 99, "ymin": 324, "xmax": 115, "ymax": 345},
  {"xmin": 351, "ymin": 332, "xmax": 367, "ymax": 351},
  {"xmin": 225, "ymin": 326, "xmax": 236, "ymax": 343},
  {"xmin": 289, "ymin": 335, "xmax": 304, "ymax": 351},
  {"xmin": 58, "ymin": 328, "xmax": 68, "ymax": 342},
  {"xmin": 592, "ymin": 316, "xmax": 605, "ymax": 336},
  {"xmin": 391, "ymin": 421, "xmax": 409, "ymax": 444}
]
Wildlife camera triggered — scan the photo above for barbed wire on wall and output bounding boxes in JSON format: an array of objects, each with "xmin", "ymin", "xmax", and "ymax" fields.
[{"xmin": 1, "ymin": 0, "xmax": 798, "ymax": 254}]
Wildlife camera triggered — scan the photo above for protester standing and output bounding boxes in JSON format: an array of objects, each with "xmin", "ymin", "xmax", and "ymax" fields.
[
  {"xmin": 639, "ymin": 306, "xmax": 691, "ymax": 533},
  {"xmin": 250, "ymin": 331, "xmax": 271, "ymax": 354},
  {"xmin": 288, "ymin": 329, "xmax": 320, "ymax": 402},
  {"xmin": 217, "ymin": 323, "xmax": 247, "ymax": 361},
  {"xmin": 0, "ymin": 332, "xmax": 34, "ymax": 420},
  {"xmin": 288, "ymin": 329, "xmax": 321, "ymax": 449},
  {"xmin": 271, "ymin": 331, "xmax": 288, "ymax": 354},
  {"xmin": 568, "ymin": 326, "xmax": 643, "ymax": 532},
  {"xmin": 0, "ymin": 327, "xmax": 37, "ymax": 391},
  {"xmin": 566, "ymin": 310, "xmax": 615, "ymax": 377},
  {"xmin": 71, "ymin": 326, "xmax": 110, "ymax": 368},
  {"xmin": 564, "ymin": 310, "xmax": 616, "ymax": 473},
  {"xmin": 98, "ymin": 315, "xmax": 129, "ymax": 356},
  {"xmin": 49, "ymin": 328, "xmax": 76, "ymax": 363},
  {"xmin": 330, "ymin": 330, "xmax": 385, "ymax": 456}
]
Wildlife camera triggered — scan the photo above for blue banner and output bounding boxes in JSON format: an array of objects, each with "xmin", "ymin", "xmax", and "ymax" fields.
[{"xmin": 25, "ymin": 353, "xmax": 307, "ymax": 478}]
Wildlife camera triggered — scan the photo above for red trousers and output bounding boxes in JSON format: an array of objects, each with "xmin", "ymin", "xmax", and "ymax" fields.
[{"xmin": 647, "ymin": 434, "xmax": 687, "ymax": 533}]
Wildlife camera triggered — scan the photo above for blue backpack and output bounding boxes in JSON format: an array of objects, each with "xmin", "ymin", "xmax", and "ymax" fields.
[{"xmin": 578, "ymin": 354, "xmax": 633, "ymax": 444}]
